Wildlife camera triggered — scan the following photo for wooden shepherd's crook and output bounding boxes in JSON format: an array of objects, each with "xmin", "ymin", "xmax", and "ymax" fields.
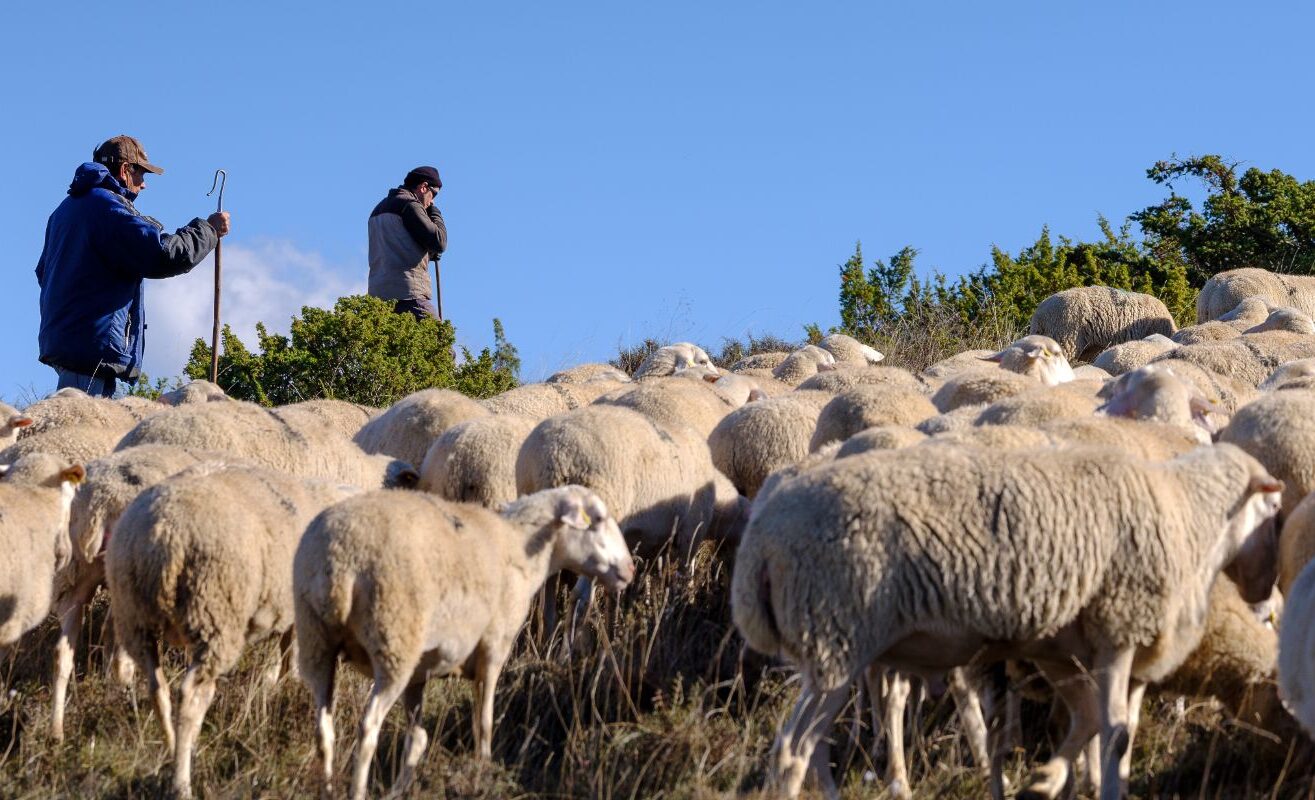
[{"xmin": 206, "ymin": 170, "xmax": 226, "ymax": 383}]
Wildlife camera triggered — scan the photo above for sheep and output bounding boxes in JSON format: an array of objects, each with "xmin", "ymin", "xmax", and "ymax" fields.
[
  {"xmin": 985, "ymin": 334, "xmax": 1076, "ymax": 386},
  {"xmin": 1277, "ymin": 490, "xmax": 1315, "ymax": 595},
  {"xmin": 353, "ymin": 388, "xmax": 490, "ymax": 468},
  {"xmin": 1091, "ymin": 334, "xmax": 1179, "ymax": 376},
  {"xmin": 546, "ymin": 362, "xmax": 631, "ymax": 384},
  {"xmin": 1072, "ymin": 364, "xmax": 1112, "ymax": 381},
  {"xmin": 931, "ymin": 369, "xmax": 1039, "ymax": 413},
  {"xmin": 1150, "ymin": 338, "xmax": 1287, "ymax": 388},
  {"xmin": 1279, "ymin": 558, "xmax": 1315, "ymax": 742},
  {"xmin": 708, "ymin": 391, "xmax": 835, "ymax": 498},
  {"xmin": 0, "ymin": 402, "xmax": 33, "ymax": 447},
  {"xmin": 916, "ymin": 405, "xmax": 984, "ymax": 435},
  {"xmin": 107, "ymin": 464, "xmax": 362, "ymax": 798},
  {"xmin": 481, "ymin": 379, "xmax": 629, "ymax": 421},
  {"xmin": 19, "ymin": 391, "xmax": 140, "ymax": 438},
  {"xmin": 1128, "ymin": 359, "xmax": 1255, "ymax": 415},
  {"xmin": 1260, "ymin": 359, "xmax": 1315, "ymax": 392},
  {"xmin": 834, "ymin": 425, "xmax": 927, "ymax": 457},
  {"xmin": 808, "ymin": 385, "xmax": 937, "ymax": 452},
  {"xmin": 772, "ymin": 345, "xmax": 837, "ymax": 386},
  {"xmin": 1218, "ymin": 296, "xmax": 1276, "ymax": 328},
  {"xmin": 1220, "ymin": 390, "xmax": 1315, "ymax": 520},
  {"xmin": 922, "ymin": 349, "xmax": 998, "ymax": 380},
  {"xmin": 46, "ymin": 445, "xmax": 239, "ymax": 743},
  {"xmin": 1029, "ymin": 285, "xmax": 1177, "ymax": 361},
  {"xmin": 633, "ymin": 342, "xmax": 718, "ymax": 379},
  {"xmin": 732, "ymin": 442, "xmax": 1282, "ymax": 799},
  {"xmin": 721, "ymin": 367, "xmax": 794, "ymax": 396},
  {"xmin": 0, "ymin": 454, "xmax": 85, "ymax": 662},
  {"xmin": 158, "ymin": 379, "xmax": 228, "ymax": 405},
  {"xmin": 1197, "ymin": 267, "xmax": 1315, "ymax": 323},
  {"xmin": 517, "ymin": 405, "xmax": 748, "ymax": 556},
  {"xmin": 595, "ymin": 373, "xmax": 762, "ymax": 438},
  {"xmin": 1172, "ymin": 321, "xmax": 1244, "ymax": 345},
  {"xmin": 973, "ymin": 382, "xmax": 1102, "ymax": 427},
  {"xmin": 116, "ymin": 394, "xmax": 168, "ymax": 421},
  {"xmin": 819, "ymin": 333, "xmax": 884, "ymax": 365},
  {"xmin": 732, "ymin": 351, "xmax": 790, "ymax": 371},
  {"xmin": 293, "ymin": 485, "xmax": 635, "ymax": 800},
  {"xmin": 419, "ymin": 414, "xmax": 540, "ymax": 507},
  {"xmin": 0, "ymin": 423, "xmax": 128, "ymax": 467},
  {"xmin": 118, "ymin": 400, "xmax": 419, "ymax": 490},
  {"xmin": 796, "ymin": 364, "xmax": 929, "ymax": 395},
  {"xmin": 273, "ymin": 399, "xmax": 378, "ymax": 439},
  {"xmin": 1245, "ymin": 306, "xmax": 1315, "ymax": 335},
  {"xmin": 1095, "ymin": 365, "xmax": 1221, "ymax": 443}
]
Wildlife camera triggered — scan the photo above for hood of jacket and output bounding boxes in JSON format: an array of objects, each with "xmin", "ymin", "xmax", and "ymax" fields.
[{"xmin": 68, "ymin": 162, "xmax": 137, "ymax": 201}]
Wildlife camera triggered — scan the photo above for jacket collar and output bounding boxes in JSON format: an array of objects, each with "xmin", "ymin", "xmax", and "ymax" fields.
[{"xmin": 69, "ymin": 162, "xmax": 139, "ymax": 202}]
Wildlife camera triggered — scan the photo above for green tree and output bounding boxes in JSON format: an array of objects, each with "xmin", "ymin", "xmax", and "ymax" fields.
[
  {"xmin": 185, "ymin": 295, "xmax": 519, "ymax": 407},
  {"xmin": 1132, "ymin": 154, "xmax": 1315, "ymax": 284}
]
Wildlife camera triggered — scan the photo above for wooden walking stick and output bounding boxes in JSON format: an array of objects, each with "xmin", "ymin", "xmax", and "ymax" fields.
[{"xmin": 206, "ymin": 170, "xmax": 227, "ymax": 383}]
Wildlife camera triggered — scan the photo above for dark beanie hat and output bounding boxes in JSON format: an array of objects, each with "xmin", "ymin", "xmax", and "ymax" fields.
[{"xmin": 405, "ymin": 166, "xmax": 442, "ymax": 189}]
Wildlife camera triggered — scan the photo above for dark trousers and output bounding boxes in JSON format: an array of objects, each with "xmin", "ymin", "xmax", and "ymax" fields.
[{"xmin": 393, "ymin": 297, "xmax": 440, "ymax": 321}]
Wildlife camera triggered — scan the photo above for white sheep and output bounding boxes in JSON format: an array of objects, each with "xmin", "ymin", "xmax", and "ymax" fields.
[
  {"xmin": 1172, "ymin": 321, "xmax": 1244, "ymax": 345},
  {"xmin": 921, "ymin": 349, "xmax": 998, "ymax": 380},
  {"xmin": 1029, "ymin": 285, "xmax": 1177, "ymax": 361},
  {"xmin": 1259, "ymin": 359, "xmax": 1315, "ymax": 392},
  {"xmin": 708, "ymin": 390, "xmax": 835, "ymax": 498},
  {"xmin": 1095, "ymin": 365, "xmax": 1222, "ymax": 443},
  {"xmin": 595, "ymin": 373, "xmax": 762, "ymax": 438},
  {"xmin": 157, "ymin": 379, "xmax": 229, "ymax": 405},
  {"xmin": 273, "ymin": 399, "xmax": 379, "ymax": 439},
  {"xmin": 20, "ymin": 390, "xmax": 141, "ymax": 438},
  {"xmin": 632, "ymin": 342, "xmax": 718, "ymax": 379},
  {"xmin": 418, "ymin": 413, "xmax": 540, "ymax": 507},
  {"xmin": 771, "ymin": 345, "xmax": 838, "ymax": 386},
  {"xmin": 0, "ymin": 423, "xmax": 128, "ymax": 467},
  {"xmin": 808, "ymin": 385, "xmax": 937, "ymax": 452},
  {"xmin": 481, "ymin": 379, "xmax": 629, "ymax": 421},
  {"xmin": 545, "ymin": 362, "xmax": 631, "ymax": 384},
  {"xmin": 1220, "ymin": 390, "xmax": 1315, "ymax": 520},
  {"xmin": 731, "ymin": 351, "xmax": 790, "ymax": 371},
  {"xmin": 293, "ymin": 485, "xmax": 635, "ymax": 800},
  {"xmin": 930, "ymin": 369, "xmax": 1039, "ymax": 413},
  {"xmin": 984, "ymin": 334, "xmax": 1076, "ymax": 385},
  {"xmin": 0, "ymin": 454, "xmax": 85, "ymax": 662},
  {"xmin": 1091, "ymin": 333, "xmax": 1179, "ymax": 376},
  {"xmin": 733, "ymin": 443, "xmax": 1281, "ymax": 799},
  {"xmin": 107, "ymin": 464, "xmax": 361, "ymax": 798},
  {"xmin": 518, "ymin": 404, "xmax": 748, "ymax": 556},
  {"xmin": 795, "ymin": 364, "xmax": 930, "ymax": 395},
  {"xmin": 972, "ymin": 382, "xmax": 1102, "ymax": 427},
  {"xmin": 118, "ymin": 400, "xmax": 418, "ymax": 489},
  {"xmin": 1245, "ymin": 306, "xmax": 1315, "ymax": 335},
  {"xmin": 819, "ymin": 333, "xmax": 884, "ymax": 365},
  {"xmin": 1197, "ymin": 268, "xmax": 1315, "ymax": 323},
  {"xmin": 834, "ymin": 425, "xmax": 927, "ymax": 456},
  {"xmin": 0, "ymin": 401, "xmax": 33, "ymax": 447},
  {"xmin": 353, "ymin": 388, "xmax": 490, "ymax": 468}
]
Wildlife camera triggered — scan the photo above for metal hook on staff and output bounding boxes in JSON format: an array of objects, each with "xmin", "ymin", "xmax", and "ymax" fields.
[{"xmin": 206, "ymin": 169, "xmax": 227, "ymax": 383}]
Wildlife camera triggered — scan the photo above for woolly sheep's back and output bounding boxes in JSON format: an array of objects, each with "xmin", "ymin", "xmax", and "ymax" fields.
[
  {"xmin": 1220, "ymin": 391, "xmax": 1315, "ymax": 518},
  {"xmin": 20, "ymin": 393, "xmax": 139, "ymax": 439},
  {"xmin": 0, "ymin": 484, "xmax": 65, "ymax": 645},
  {"xmin": 709, "ymin": 391, "xmax": 832, "ymax": 498},
  {"xmin": 735, "ymin": 445, "xmax": 1149, "ymax": 689},
  {"xmin": 595, "ymin": 378, "xmax": 744, "ymax": 439},
  {"xmin": 1279, "ymin": 491, "xmax": 1315, "ymax": 594},
  {"xmin": 1092, "ymin": 337, "xmax": 1178, "ymax": 376},
  {"xmin": 274, "ymin": 399, "xmax": 378, "ymax": 439},
  {"xmin": 482, "ymin": 380, "xmax": 624, "ymax": 421},
  {"xmin": 1197, "ymin": 269, "xmax": 1292, "ymax": 324},
  {"xmin": 353, "ymin": 389, "xmax": 489, "ymax": 468},
  {"xmin": 973, "ymin": 384, "xmax": 1100, "ymax": 427},
  {"xmin": 809, "ymin": 385, "xmax": 936, "ymax": 452},
  {"xmin": 931, "ymin": 368, "xmax": 1037, "ymax": 413},
  {"xmin": 420, "ymin": 414, "xmax": 538, "ymax": 507},
  {"xmin": 0, "ymin": 424, "xmax": 126, "ymax": 467},
  {"xmin": 796, "ymin": 365, "xmax": 929, "ymax": 395}
]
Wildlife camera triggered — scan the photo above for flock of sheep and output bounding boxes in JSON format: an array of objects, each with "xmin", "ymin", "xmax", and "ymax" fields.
[{"xmin": 6, "ymin": 265, "xmax": 1315, "ymax": 798}]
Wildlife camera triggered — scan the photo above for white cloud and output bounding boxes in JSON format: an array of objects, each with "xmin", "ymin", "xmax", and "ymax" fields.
[{"xmin": 143, "ymin": 239, "xmax": 363, "ymax": 379}]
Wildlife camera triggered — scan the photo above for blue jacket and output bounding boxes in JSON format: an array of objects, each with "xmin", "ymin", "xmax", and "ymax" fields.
[{"xmin": 36, "ymin": 163, "xmax": 218, "ymax": 381}]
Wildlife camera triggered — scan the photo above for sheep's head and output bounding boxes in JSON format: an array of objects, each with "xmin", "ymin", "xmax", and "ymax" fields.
[
  {"xmin": 1097, "ymin": 366, "xmax": 1222, "ymax": 441},
  {"xmin": 1260, "ymin": 358, "xmax": 1315, "ymax": 392},
  {"xmin": 820, "ymin": 333, "xmax": 885, "ymax": 365},
  {"xmin": 549, "ymin": 487, "xmax": 634, "ymax": 592},
  {"xmin": 1219, "ymin": 296, "xmax": 1271, "ymax": 323},
  {"xmin": 1215, "ymin": 447, "xmax": 1284, "ymax": 604},
  {"xmin": 634, "ymin": 343, "xmax": 718, "ymax": 379},
  {"xmin": 984, "ymin": 335, "xmax": 1074, "ymax": 386},
  {"xmin": 1245, "ymin": 307, "xmax": 1315, "ymax": 335},
  {"xmin": 2, "ymin": 412, "xmax": 33, "ymax": 444}
]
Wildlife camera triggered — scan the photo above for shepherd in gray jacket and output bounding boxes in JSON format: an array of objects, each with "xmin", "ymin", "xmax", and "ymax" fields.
[{"xmin": 367, "ymin": 166, "xmax": 447, "ymax": 320}]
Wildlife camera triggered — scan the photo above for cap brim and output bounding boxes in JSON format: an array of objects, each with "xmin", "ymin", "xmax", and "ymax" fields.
[{"xmin": 141, "ymin": 162, "xmax": 164, "ymax": 175}]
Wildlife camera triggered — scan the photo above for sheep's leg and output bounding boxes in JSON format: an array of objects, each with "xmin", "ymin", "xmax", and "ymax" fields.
[
  {"xmin": 949, "ymin": 666, "xmax": 991, "ymax": 778},
  {"xmin": 982, "ymin": 661, "xmax": 1011, "ymax": 800},
  {"xmin": 1015, "ymin": 659, "xmax": 1101, "ymax": 800},
  {"xmin": 351, "ymin": 675, "xmax": 407, "ymax": 800},
  {"xmin": 393, "ymin": 681, "xmax": 429, "ymax": 795},
  {"xmin": 863, "ymin": 665, "xmax": 887, "ymax": 764},
  {"xmin": 122, "ymin": 630, "xmax": 175, "ymax": 754},
  {"xmin": 51, "ymin": 565, "xmax": 102, "ymax": 743},
  {"xmin": 266, "ymin": 628, "xmax": 298, "ymax": 686},
  {"xmin": 299, "ymin": 643, "xmax": 338, "ymax": 790},
  {"xmin": 1095, "ymin": 647, "xmax": 1134, "ymax": 800},
  {"xmin": 770, "ymin": 677, "xmax": 850, "ymax": 799},
  {"xmin": 472, "ymin": 644, "xmax": 509, "ymax": 759},
  {"xmin": 882, "ymin": 670, "xmax": 913, "ymax": 800},
  {"xmin": 174, "ymin": 659, "xmax": 221, "ymax": 800},
  {"xmin": 1118, "ymin": 679, "xmax": 1146, "ymax": 782}
]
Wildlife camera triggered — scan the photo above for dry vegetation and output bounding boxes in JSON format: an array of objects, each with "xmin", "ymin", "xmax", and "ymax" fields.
[{"xmin": 0, "ymin": 540, "xmax": 1311, "ymax": 799}]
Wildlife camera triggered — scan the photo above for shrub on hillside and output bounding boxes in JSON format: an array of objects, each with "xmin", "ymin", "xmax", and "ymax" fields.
[{"xmin": 185, "ymin": 295, "xmax": 519, "ymax": 407}]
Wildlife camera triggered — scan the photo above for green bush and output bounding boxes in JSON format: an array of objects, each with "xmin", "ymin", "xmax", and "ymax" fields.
[{"xmin": 185, "ymin": 295, "xmax": 519, "ymax": 407}]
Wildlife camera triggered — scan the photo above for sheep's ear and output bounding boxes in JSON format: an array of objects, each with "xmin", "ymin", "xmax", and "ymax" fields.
[
  {"xmin": 1250, "ymin": 475, "xmax": 1284, "ymax": 495},
  {"xmin": 555, "ymin": 494, "xmax": 592, "ymax": 530},
  {"xmin": 1096, "ymin": 393, "xmax": 1136, "ymax": 418},
  {"xmin": 980, "ymin": 351, "xmax": 1005, "ymax": 363},
  {"xmin": 395, "ymin": 467, "xmax": 420, "ymax": 490},
  {"xmin": 702, "ymin": 372, "xmax": 720, "ymax": 384},
  {"xmin": 748, "ymin": 388, "xmax": 768, "ymax": 402},
  {"xmin": 9, "ymin": 415, "xmax": 33, "ymax": 429},
  {"xmin": 0, "ymin": 464, "xmax": 9, "ymax": 477},
  {"xmin": 60, "ymin": 464, "xmax": 86, "ymax": 485},
  {"xmin": 1025, "ymin": 347, "xmax": 1047, "ymax": 360}
]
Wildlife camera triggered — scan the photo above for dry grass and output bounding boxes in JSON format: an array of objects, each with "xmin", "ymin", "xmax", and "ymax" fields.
[{"xmin": 0, "ymin": 548, "xmax": 1312, "ymax": 799}]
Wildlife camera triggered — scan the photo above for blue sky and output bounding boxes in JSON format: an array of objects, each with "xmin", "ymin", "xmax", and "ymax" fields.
[{"xmin": 4, "ymin": 2, "xmax": 1313, "ymax": 403}]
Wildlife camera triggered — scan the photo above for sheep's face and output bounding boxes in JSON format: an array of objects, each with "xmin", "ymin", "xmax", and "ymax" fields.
[
  {"xmin": 670, "ymin": 344, "xmax": 718, "ymax": 377},
  {"xmin": 553, "ymin": 490, "xmax": 634, "ymax": 592},
  {"xmin": 1221, "ymin": 465, "xmax": 1283, "ymax": 604},
  {"xmin": 2, "ymin": 413, "xmax": 32, "ymax": 445},
  {"xmin": 986, "ymin": 335, "xmax": 1073, "ymax": 386}
]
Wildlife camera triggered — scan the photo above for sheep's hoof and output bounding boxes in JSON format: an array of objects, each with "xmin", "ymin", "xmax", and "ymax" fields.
[{"xmin": 1017, "ymin": 761, "xmax": 1068, "ymax": 800}]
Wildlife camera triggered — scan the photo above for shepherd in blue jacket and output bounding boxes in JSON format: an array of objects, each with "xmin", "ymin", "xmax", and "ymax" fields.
[{"xmin": 36, "ymin": 135, "xmax": 232, "ymax": 397}]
